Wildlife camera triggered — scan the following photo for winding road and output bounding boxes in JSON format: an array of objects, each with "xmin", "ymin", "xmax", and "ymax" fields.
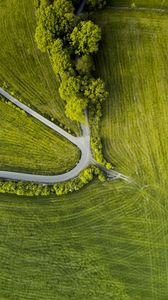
[{"xmin": 0, "ymin": 88, "xmax": 92, "ymax": 184}]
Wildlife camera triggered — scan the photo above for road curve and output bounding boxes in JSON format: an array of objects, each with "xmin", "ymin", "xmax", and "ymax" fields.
[{"xmin": 0, "ymin": 88, "xmax": 92, "ymax": 184}]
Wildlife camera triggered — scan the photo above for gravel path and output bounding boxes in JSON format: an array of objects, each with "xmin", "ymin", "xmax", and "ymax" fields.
[{"xmin": 0, "ymin": 88, "xmax": 91, "ymax": 183}]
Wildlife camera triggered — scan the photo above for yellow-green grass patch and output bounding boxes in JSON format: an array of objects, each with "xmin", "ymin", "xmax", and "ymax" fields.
[
  {"xmin": 1, "ymin": 178, "xmax": 168, "ymax": 299},
  {"xmin": 0, "ymin": 99, "xmax": 79, "ymax": 175},
  {"xmin": 107, "ymin": 0, "xmax": 168, "ymax": 8},
  {"xmin": 94, "ymin": 9, "xmax": 168, "ymax": 189}
]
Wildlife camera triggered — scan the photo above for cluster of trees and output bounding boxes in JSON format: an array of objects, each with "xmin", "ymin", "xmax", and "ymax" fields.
[
  {"xmin": 52, "ymin": 165, "xmax": 106, "ymax": 196},
  {"xmin": 34, "ymin": 0, "xmax": 112, "ymax": 170},
  {"xmin": 35, "ymin": 0, "xmax": 78, "ymax": 52},
  {"xmin": 35, "ymin": 0, "xmax": 104, "ymax": 123},
  {"xmin": 0, "ymin": 181, "xmax": 51, "ymax": 196},
  {"xmin": 0, "ymin": 166, "xmax": 106, "ymax": 197},
  {"xmin": 70, "ymin": 21, "xmax": 101, "ymax": 55}
]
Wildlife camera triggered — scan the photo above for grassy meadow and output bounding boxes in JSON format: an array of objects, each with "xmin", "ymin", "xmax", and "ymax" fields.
[
  {"xmin": 107, "ymin": 0, "xmax": 168, "ymax": 8},
  {"xmin": 0, "ymin": 0, "xmax": 80, "ymax": 134},
  {"xmin": 1, "ymin": 179, "xmax": 168, "ymax": 299},
  {"xmin": 1, "ymin": 2, "xmax": 168, "ymax": 300},
  {"xmin": 0, "ymin": 99, "xmax": 79, "ymax": 175},
  {"xmin": 95, "ymin": 9, "xmax": 168, "ymax": 189}
]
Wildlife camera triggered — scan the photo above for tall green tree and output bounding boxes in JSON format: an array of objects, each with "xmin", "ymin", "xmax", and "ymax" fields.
[
  {"xmin": 65, "ymin": 96, "xmax": 87, "ymax": 123},
  {"xmin": 75, "ymin": 55, "xmax": 94, "ymax": 75},
  {"xmin": 50, "ymin": 39, "xmax": 74, "ymax": 78},
  {"xmin": 84, "ymin": 77, "xmax": 108, "ymax": 103},
  {"xmin": 35, "ymin": 4, "xmax": 56, "ymax": 52},
  {"xmin": 70, "ymin": 20, "xmax": 101, "ymax": 55},
  {"xmin": 53, "ymin": 0, "xmax": 78, "ymax": 37},
  {"xmin": 59, "ymin": 76, "xmax": 82, "ymax": 100}
]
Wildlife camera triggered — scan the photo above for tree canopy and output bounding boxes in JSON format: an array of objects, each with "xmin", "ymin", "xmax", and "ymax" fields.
[
  {"xmin": 35, "ymin": 0, "xmax": 78, "ymax": 52},
  {"xmin": 84, "ymin": 77, "xmax": 108, "ymax": 103},
  {"xmin": 50, "ymin": 39, "xmax": 74, "ymax": 78},
  {"xmin": 59, "ymin": 76, "xmax": 82, "ymax": 100},
  {"xmin": 65, "ymin": 97, "xmax": 88, "ymax": 123},
  {"xmin": 76, "ymin": 55, "xmax": 94, "ymax": 75},
  {"xmin": 35, "ymin": 4, "xmax": 56, "ymax": 52},
  {"xmin": 70, "ymin": 21, "xmax": 101, "ymax": 55}
]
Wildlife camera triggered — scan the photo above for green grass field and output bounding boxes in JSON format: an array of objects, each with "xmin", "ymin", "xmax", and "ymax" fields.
[
  {"xmin": 107, "ymin": 0, "xmax": 168, "ymax": 8},
  {"xmin": 0, "ymin": 99, "xmax": 79, "ymax": 174},
  {"xmin": 1, "ymin": 179, "xmax": 168, "ymax": 299},
  {"xmin": 95, "ymin": 9, "xmax": 168, "ymax": 189},
  {"xmin": 1, "ymin": 2, "xmax": 168, "ymax": 300},
  {"xmin": 0, "ymin": 0, "xmax": 80, "ymax": 134}
]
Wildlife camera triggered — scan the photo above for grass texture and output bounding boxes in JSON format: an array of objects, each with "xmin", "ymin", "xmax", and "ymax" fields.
[
  {"xmin": 95, "ymin": 9, "xmax": 168, "ymax": 189},
  {"xmin": 0, "ymin": 99, "xmax": 79, "ymax": 175},
  {"xmin": 107, "ymin": 0, "xmax": 168, "ymax": 8}
]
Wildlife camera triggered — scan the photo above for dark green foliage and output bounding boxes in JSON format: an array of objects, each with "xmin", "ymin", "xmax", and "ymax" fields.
[
  {"xmin": 52, "ymin": 0, "xmax": 78, "ymax": 36},
  {"xmin": 34, "ymin": 0, "xmax": 41, "ymax": 9},
  {"xmin": 75, "ymin": 55, "xmax": 94, "ymax": 74},
  {"xmin": 84, "ymin": 77, "xmax": 108, "ymax": 103},
  {"xmin": 35, "ymin": 0, "xmax": 78, "ymax": 52},
  {"xmin": 35, "ymin": 3, "xmax": 56, "ymax": 52},
  {"xmin": 50, "ymin": 39, "xmax": 74, "ymax": 78},
  {"xmin": 71, "ymin": 0, "xmax": 80, "ymax": 8},
  {"xmin": 70, "ymin": 20, "xmax": 101, "ymax": 55},
  {"xmin": 86, "ymin": 0, "xmax": 106, "ymax": 9}
]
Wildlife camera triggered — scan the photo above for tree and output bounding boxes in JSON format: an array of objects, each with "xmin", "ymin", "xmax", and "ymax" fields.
[
  {"xmin": 59, "ymin": 76, "xmax": 82, "ymax": 100},
  {"xmin": 65, "ymin": 96, "xmax": 87, "ymax": 123},
  {"xmin": 84, "ymin": 77, "xmax": 108, "ymax": 103},
  {"xmin": 50, "ymin": 39, "xmax": 74, "ymax": 78},
  {"xmin": 59, "ymin": 75, "xmax": 88, "ymax": 122},
  {"xmin": 35, "ymin": 0, "xmax": 78, "ymax": 52},
  {"xmin": 76, "ymin": 55, "xmax": 94, "ymax": 74},
  {"xmin": 35, "ymin": 4, "xmax": 56, "ymax": 52},
  {"xmin": 70, "ymin": 20, "xmax": 101, "ymax": 55},
  {"xmin": 53, "ymin": 0, "xmax": 78, "ymax": 37}
]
